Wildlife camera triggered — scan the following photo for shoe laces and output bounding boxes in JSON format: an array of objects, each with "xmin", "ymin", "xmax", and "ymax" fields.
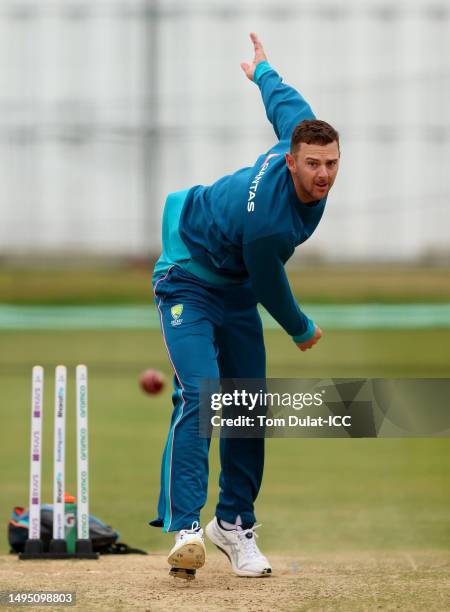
[
  {"xmin": 177, "ymin": 521, "xmax": 203, "ymax": 542},
  {"xmin": 237, "ymin": 523, "xmax": 262, "ymax": 559}
]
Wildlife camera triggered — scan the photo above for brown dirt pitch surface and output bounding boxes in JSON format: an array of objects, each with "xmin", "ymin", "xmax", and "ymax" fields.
[{"xmin": 1, "ymin": 551, "xmax": 449, "ymax": 612}]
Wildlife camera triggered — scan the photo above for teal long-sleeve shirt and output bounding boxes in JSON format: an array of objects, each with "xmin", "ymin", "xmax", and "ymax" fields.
[{"xmin": 168, "ymin": 63, "xmax": 326, "ymax": 342}]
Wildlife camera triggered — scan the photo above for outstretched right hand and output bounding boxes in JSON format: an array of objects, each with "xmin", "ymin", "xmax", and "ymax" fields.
[
  {"xmin": 240, "ymin": 32, "xmax": 268, "ymax": 82},
  {"xmin": 296, "ymin": 326, "xmax": 322, "ymax": 352}
]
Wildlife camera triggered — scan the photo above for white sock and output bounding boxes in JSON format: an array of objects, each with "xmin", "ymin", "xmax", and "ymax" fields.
[{"xmin": 219, "ymin": 515, "xmax": 242, "ymax": 531}]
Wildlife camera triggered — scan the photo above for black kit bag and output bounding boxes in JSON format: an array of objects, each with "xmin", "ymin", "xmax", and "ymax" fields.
[{"xmin": 8, "ymin": 505, "xmax": 147, "ymax": 555}]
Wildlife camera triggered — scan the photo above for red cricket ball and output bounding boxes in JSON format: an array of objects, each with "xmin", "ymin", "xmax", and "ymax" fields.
[{"xmin": 139, "ymin": 369, "xmax": 165, "ymax": 395}]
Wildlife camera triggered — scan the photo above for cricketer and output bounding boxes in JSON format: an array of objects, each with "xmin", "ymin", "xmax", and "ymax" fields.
[{"xmin": 150, "ymin": 32, "xmax": 340, "ymax": 580}]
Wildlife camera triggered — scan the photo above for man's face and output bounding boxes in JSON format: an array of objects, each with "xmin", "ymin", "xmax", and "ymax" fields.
[{"xmin": 285, "ymin": 141, "xmax": 340, "ymax": 203}]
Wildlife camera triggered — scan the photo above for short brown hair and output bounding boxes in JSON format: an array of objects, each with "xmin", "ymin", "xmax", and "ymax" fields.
[{"xmin": 291, "ymin": 119, "xmax": 339, "ymax": 155}]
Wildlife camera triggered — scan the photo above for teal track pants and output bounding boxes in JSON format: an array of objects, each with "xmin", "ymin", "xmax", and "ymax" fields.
[{"xmin": 150, "ymin": 264, "xmax": 266, "ymax": 532}]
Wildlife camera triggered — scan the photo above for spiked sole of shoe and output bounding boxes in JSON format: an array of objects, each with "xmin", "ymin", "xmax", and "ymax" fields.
[
  {"xmin": 168, "ymin": 542, "xmax": 206, "ymax": 571},
  {"xmin": 169, "ymin": 567, "xmax": 197, "ymax": 581}
]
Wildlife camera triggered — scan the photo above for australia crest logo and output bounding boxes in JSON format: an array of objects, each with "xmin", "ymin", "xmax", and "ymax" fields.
[{"xmin": 170, "ymin": 304, "xmax": 184, "ymax": 327}]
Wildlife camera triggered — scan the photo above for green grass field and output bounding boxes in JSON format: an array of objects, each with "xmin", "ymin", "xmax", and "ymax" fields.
[
  {"xmin": 1, "ymin": 262, "xmax": 449, "ymax": 304},
  {"xmin": 1, "ymin": 327, "xmax": 449, "ymax": 557}
]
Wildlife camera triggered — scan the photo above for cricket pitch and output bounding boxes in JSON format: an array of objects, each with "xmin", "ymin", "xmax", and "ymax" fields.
[{"xmin": 1, "ymin": 551, "xmax": 448, "ymax": 611}]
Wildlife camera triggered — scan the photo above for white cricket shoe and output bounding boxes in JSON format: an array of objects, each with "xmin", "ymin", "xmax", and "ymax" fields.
[
  {"xmin": 167, "ymin": 522, "xmax": 206, "ymax": 580},
  {"xmin": 206, "ymin": 517, "xmax": 272, "ymax": 577}
]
